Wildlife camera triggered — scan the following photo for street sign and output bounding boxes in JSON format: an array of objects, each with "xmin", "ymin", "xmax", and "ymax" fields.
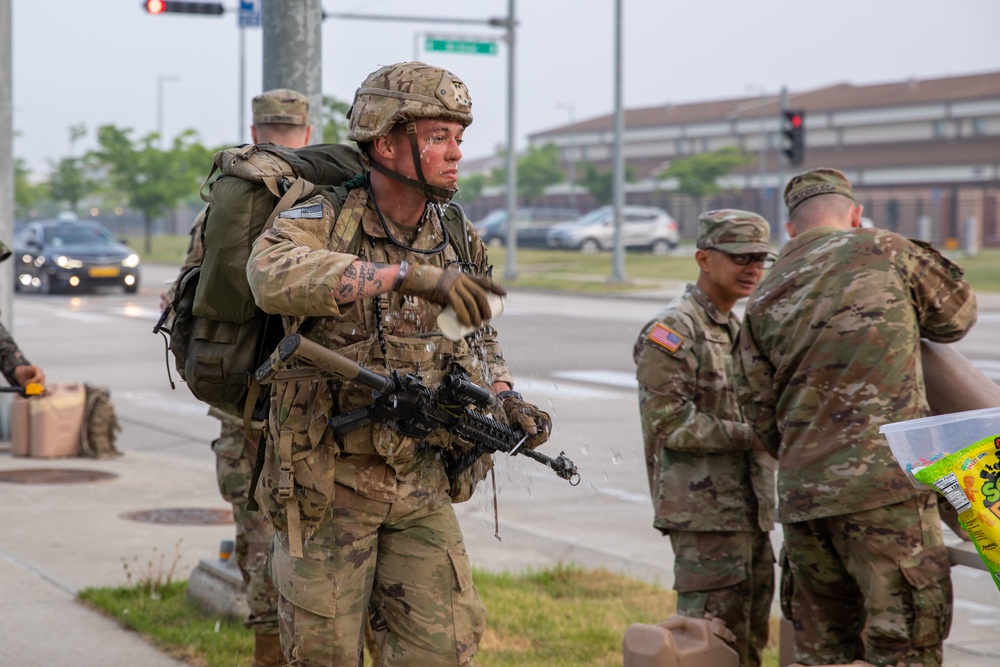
[
  {"xmin": 424, "ymin": 37, "xmax": 497, "ymax": 56},
  {"xmin": 238, "ymin": 0, "xmax": 261, "ymax": 28}
]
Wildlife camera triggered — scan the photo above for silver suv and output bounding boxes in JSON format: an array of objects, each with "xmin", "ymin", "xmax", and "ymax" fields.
[{"xmin": 546, "ymin": 205, "xmax": 679, "ymax": 254}]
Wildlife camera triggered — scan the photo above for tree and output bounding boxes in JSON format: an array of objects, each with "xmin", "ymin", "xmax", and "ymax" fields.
[
  {"xmin": 48, "ymin": 157, "xmax": 92, "ymax": 214},
  {"xmin": 456, "ymin": 173, "xmax": 486, "ymax": 204},
  {"xmin": 322, "ymin": 96, "xmax": 351, "ymax": 144},
  {"xmin": 89, "ymin": 125, "xmax": 212, "ymax": 255},
  {"xmin": 490, "ymin": 143, "xmax": 564, "ymax": 204},
  {"xmin": 14, "ymin": 158, "xmax": 48, "ymax": 219},
  {"xmin": 658, "ymin": 146, "xmax": 753, "ymax": 214},
  {"xmin": 578, "ymin": 161, "xmax": 636, "ymax": 207}
]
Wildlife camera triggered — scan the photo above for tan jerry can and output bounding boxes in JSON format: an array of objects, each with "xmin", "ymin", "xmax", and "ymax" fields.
[
  {"xmin": 623, "ymin": 615, "xmax": 738, "ymax": 667},
  {"xmin": 10, "ymin": 383, "xmax": 85, "ymax": 458}
]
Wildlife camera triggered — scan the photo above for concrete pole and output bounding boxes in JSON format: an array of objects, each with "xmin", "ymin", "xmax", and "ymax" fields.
[
  {"xmin": 263, "ymin": 0, "xmax": 323, "ymax": 145},
  {"xmin": 775, "ymin": 86, "xmax": 789, "ymax": 248},
  {"xmin": 239, "ymin": 25, "xmax": 246, "ymax": 144},
  {"xmin": 0, "ymin": 0, "xmax": 12, "ymax": 329},
  {"xmin": 609, "ymin": 0, "xmax": 626, "ymax": 283},
  {"xmin": 503, "ymin": 0, "xmax": 517, "ymax": 281}
]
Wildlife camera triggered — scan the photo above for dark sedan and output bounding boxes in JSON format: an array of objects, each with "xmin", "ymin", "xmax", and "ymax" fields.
[{"xmin": 13, "ymin": 219, "xmax": 141, "ymax": 294}]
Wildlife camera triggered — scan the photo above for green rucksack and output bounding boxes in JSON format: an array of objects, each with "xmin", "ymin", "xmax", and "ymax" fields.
[{"xmin": 155, "ymin": 143, "xmax": 366, "ymax": 418}]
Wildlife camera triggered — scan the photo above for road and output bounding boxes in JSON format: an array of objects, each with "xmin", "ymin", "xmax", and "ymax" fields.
[{"xmin": 5, "ymin": 263, "xmax": 1000, "ymax": 665}]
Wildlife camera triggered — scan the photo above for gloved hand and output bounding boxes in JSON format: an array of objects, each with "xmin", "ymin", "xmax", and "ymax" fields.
[
  {"xmin": 398, "ymin": 263, "xmax": 505, "ymax": 328},
  {"xmin": 497, "ymin": 390, "xmax": 551, "ymax": 450}
]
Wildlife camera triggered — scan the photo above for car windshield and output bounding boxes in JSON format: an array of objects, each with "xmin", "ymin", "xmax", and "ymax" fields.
[
  {"xmin": 43, "ymin": 225, "xmax": 116, "ymax": 247},
  {"xmin": 477, "ymin": 210, "xmax": 507, "ymax": 228},
  {"xmin": 576, "ymin": 208, "xmax": 610, "ymax": 227}
]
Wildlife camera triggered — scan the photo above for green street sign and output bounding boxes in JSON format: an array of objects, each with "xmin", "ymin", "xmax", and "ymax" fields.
[{"xmin": 425, "ymin": 38, "xmax": 497, "ymax": 56}]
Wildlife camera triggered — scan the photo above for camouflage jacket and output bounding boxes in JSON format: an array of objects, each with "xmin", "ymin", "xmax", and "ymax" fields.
[
  {"xmin": 634, "ymin": 284, "xmax": 775, "ymax": 533},
  {"xmin": 247, "ymin": 186, "xmax": 511, "ymax": 535},
  {"xmin": 737, "ymin": 226, "xmax": 977, "ymax": 523},
  {"xmin": 0, "ymin": 317, "xmax": 30, "ymax": 385}
]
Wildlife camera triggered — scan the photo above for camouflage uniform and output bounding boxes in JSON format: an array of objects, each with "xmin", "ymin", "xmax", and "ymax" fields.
[
  {"xmin": 635, "ymin": 271, "xmax": 776, "ymax": 663},
  {"xmin": 737, "ymin": 168, "xmax": 978, "ymax": 666},
  {"xmin": 247, "ymin": 184, "xmax": 510, "ymax": 666}
]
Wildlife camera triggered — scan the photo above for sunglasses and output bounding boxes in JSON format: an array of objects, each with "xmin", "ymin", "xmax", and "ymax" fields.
[{"xmin": 706, "ymin": 248, "xmax": 774, "ymax": 268}]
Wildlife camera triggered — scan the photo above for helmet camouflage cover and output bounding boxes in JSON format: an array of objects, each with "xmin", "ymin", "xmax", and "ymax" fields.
[{"xmin": 347, "ymin": 61, "xmax": 473, "ymax": 142}]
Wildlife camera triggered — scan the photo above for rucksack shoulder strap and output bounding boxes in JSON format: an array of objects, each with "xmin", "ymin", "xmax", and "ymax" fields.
[{"xmin": 443, "ymin": 203, "xmax": 473, "ymax": 264}]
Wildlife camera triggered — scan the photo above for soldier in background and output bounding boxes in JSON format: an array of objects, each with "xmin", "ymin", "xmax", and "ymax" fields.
[
  {"xmin": 163, "ymin": 88, "xmax": 312, "ymax": 667},
  {"xmin": 0, "ymin": 241, "xmax": 45, "ymax": 388},
  {"xmin": 737, "ymin": 168, "xmax": 977, "ymax": 667},
  {"xmin": 633, "ymin": 210, "xmax": 776, "ymax": 667}
]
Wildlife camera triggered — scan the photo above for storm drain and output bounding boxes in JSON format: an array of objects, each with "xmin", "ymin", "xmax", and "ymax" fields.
[
  {"xmin": 120, "ymin": 508, "xmax": 234, "ymax": 526},
  {"xmin": 0, "ymin": 468, "xmax": 119, "ymax": 484}
]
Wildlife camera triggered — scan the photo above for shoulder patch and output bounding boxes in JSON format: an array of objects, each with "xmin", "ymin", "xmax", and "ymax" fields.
[
  {"xmin": 278, "ymin": 203, "xmax": 324, "ymax": 220},
  {"xmin": 648, "ymin": 322, "xmax": 684, "ymax": 352}
]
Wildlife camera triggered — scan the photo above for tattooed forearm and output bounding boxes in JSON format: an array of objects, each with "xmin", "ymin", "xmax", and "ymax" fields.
[{"xmin": 334, "ymin": 261, "xmax": 391, "ymax": 304}]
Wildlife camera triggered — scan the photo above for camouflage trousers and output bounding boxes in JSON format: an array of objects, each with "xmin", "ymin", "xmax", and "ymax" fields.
[
  {"xmin": 213, "ymin": 419, "xmax": 279, "ymax": 635},
  {"xmin": 668, "ymin": 530, "xmax": 775, "ymax": 667},
  {"xmin": 782, "ymin": 493, "xmax": 952, "ymax": 667},
  {"xmin": 269, "ymin": 480, "xmax": 485, "ymax": 667}
]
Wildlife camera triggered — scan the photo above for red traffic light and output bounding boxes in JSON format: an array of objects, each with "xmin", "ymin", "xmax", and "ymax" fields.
[
  {"xmin": 143, "ymin": 1, "xmax": 224, "ymax": 15},
  {"xmin": 790, "ymin": 114, "xmax": 803, "ymax": 129},
  {"xmin": 145, "ymin": 0, "xmax": 166, "ymax": 14}
]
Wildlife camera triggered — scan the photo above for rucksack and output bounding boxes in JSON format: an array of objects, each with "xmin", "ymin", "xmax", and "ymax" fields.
[
  {"xmin": 154, "ymin": 143, "xmax": 366, "ymax": 420},
  {"xmin": 80, "ymin": 384, "xmax": 122, "ymax": 458}
]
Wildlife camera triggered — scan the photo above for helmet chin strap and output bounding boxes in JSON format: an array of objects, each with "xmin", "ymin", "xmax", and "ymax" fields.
[{"xmin": 367, "ymin": 122, "xmax": 458, "ymax": 204}]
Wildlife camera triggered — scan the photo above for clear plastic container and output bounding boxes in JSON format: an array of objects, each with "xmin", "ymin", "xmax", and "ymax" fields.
[{"xmin": 879, "ymin": 407, "xmax": 1000, "ymax": 488}]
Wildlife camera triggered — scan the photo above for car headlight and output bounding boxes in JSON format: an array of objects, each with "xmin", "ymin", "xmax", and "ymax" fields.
[
  {"xmin": 122, "ymin": 254, "xmax": 140, "ymax": 269},
  {"xmin": 55, "ymin": 255, "xmax": 84, "ymax": 269}
]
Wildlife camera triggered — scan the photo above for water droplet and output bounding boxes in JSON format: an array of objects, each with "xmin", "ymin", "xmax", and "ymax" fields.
[{"xmin": 611, "ymin": 451, "xmax": 624, "ymax": 465}]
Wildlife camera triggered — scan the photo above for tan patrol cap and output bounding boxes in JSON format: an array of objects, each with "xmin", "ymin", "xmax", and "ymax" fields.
[
  {"xmin": 696, "ymin": 209, "xmax": 773, "ymax": 255},
  {"xmin": 252, "ymin": 88, "xmax": 309, "ymax": 126},
  {"xmin": 784, "ymin": 167, "xmax": 855, "ymax": 214}
]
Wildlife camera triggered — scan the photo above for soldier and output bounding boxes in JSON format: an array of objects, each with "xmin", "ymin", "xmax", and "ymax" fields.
[
  {"xmin": 246, "ymin": 62, "xmax": 551, "ymax": 666},
  {"xmin": 0, "ymin": 241, "xmax": 45, "ymax": 388},
  {"xmin": 633, "ymin": 210, "xmax": 776, "ymax": 667},
  {"xmin": 163, "ymin": 88, "xmax": 312, "ymax": 667},
  {"xmin": 737, "ymin": 168, "xmax": 977, "ymax": 666}
]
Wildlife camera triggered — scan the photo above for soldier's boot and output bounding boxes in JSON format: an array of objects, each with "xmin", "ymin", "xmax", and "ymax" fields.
[{"xmin": 253, "ymin": 632, "xmax": 284, "ymax": 667}]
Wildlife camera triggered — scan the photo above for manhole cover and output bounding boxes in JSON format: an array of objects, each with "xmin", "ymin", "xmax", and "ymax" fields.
[
  {"xmin": 0, "ymin": 468, "xmax": 118, "ymax": 484},
  {"xmin": 120, "ymin": 508, "xmax": 234, "ymax": 526}
]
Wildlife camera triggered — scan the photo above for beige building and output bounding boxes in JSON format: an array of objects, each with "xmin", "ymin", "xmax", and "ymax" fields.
[{"xmin": 512, "ymin": 69, "xmax": 1000, "ymax": 246}]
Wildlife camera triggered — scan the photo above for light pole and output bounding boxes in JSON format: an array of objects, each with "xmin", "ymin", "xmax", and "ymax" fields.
[
  {"xmin": 156, "ymin": 75, "xmax": 179, "ymax": 148},
  {"xmin": 557, "ymin": 102, "xmax": 577, "ymax": 211},
  {"xmin": 747, "ymin": 85, "xmax": 769, "ymax": 220}
]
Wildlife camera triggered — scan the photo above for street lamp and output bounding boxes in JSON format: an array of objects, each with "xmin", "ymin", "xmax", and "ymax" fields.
[
  {"xmin": 157, "ymin": 75, "xmax": 179, "ymax": 148},
  {"xmin": 557, "ymin": 102, "xmax": 577, "ymax": 211},
  {"xmin": 746, "ymin": 85, "xmax": 769, "ymax": 218}
]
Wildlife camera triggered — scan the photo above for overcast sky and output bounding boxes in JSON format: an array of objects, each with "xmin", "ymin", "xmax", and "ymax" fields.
[{"xmin": 12, "ymin": 0, "xmax": 1000, "ymax": 175}]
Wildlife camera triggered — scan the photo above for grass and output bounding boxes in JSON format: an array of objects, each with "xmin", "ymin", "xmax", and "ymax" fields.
[
  {"xmin": 79, "ymin": 564, "xmax": 782, "ymax": 667},
  {"xmin": 133, "ymin": 234, "xmax": 1000, "ymax": 294}
]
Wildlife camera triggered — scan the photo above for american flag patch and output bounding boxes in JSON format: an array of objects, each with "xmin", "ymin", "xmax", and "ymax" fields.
[{"xmin": 649, "ymin": 323, "xmax": 684, "ymax": 352}]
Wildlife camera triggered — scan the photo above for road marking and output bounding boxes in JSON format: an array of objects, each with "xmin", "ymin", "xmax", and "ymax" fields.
[
  {"xmin": 553, "ymin": 369, "xmax": 637, "ymax": 388},
  {"xmin": 515, "ymin": 378, "xmax": 626, "ymax": 400}
]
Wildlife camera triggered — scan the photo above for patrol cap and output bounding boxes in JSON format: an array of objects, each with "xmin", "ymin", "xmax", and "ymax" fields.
[
  {"xmin": 696, "ymin": 209, "xmax": 773, "ymax": 255},
  {"xmin": 783, "ymin": 167, "xmax": 855, "ymax": 214},
  {"xmin": 252, "ymin": 88, "xmax": 309, "ymax": 126}
]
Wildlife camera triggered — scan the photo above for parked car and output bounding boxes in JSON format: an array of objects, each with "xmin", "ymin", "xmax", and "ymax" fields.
[
  {"xmin": 13, "ymin": 218, "xmax": 141, "ymax": 294},
  {"xmin": 475, "ymin": 207, "xmax": 580, "ymax": 248},
  {"xmin": 546, "ymin": 205, "xmax": 679, "ymax": 254}
]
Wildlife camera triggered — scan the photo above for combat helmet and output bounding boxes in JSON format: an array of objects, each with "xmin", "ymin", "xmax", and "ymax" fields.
[{"xmin": 347, "ymin": 61, "xmax": 472, "ymax": 203}]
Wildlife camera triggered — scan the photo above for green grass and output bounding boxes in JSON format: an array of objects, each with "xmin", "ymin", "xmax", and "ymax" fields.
[
  {"xmin": 79, "ymin": 565, "xmax": 781, "ymax": 667},
  {"xmin": 135, "ymin": 234, "xmax": 1000, "ymax": 294}
]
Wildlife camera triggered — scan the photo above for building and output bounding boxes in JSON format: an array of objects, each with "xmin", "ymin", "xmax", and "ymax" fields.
[{"xmin": 515, "ymin": 69, "xmax": 1000, "ymax": 246}]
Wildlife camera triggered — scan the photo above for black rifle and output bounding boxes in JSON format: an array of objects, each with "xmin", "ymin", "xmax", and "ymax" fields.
[{"xmin": 256, "ymin": 333, "xmax": 580, "ymax": 485}]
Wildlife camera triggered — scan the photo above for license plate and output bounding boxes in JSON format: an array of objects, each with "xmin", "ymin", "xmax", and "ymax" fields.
[{"xmin": 88, "ymin": 267, "xmax": 120, "ymax": 278}]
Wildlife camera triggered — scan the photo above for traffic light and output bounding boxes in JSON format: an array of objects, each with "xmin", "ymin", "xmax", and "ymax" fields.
[
  {"xmin": 781, "ymin": 109, "xmax": 806, "ymax": 165},
  {"xmin": 143, "ymin": 1, "xmax": 224, "ymax": 15}
]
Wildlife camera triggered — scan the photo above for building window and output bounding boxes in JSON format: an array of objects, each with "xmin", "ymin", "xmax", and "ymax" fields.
[
  {"xmin": 933, "ymin": 120, "xmax": 949, "ymax": 138},
  {"xmin": 972, "ymin": 118, "xmax": 986, "ymax": 136}
]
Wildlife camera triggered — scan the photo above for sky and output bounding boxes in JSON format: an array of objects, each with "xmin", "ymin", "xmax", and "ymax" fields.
[{"xmin": 11, "ymin": 0, "xmax": 1000, "ymax": 176}]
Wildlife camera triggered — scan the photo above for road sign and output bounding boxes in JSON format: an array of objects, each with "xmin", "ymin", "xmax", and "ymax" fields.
[
  {"xmin": 424, "ymin": 37, "xmax": 497, "ymax": 56},
  {"xmin": 238, "ymin": 0, "xmax": 261, "ymax": 28}
]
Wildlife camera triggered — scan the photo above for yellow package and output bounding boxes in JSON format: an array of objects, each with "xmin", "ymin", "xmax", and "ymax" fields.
[{"xmin": 913, "ymin": 433, "xmax": 1000, "ymax": 592}]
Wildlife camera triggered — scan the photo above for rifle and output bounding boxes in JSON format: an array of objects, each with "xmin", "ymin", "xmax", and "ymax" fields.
[{"xmin": 255, "ymin": 333, "xmax": 580, "ymax": 485}]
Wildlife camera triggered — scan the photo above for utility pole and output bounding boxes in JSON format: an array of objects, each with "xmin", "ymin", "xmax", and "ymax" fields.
[
  {"xmin": 502, "ymin": 0, "xmax": 518, "ymax": 281},
  {"xmin": 557, "ymin": 102, "xmax": 577, "ymax": 211},
  {"xmin": 156, "ymin": 75, "xmax": 179, "ymax": 148},
  {"xmin": 0, "ymin": 0, "xmax": 11, "ymax": 329},
  {"xmin": 609, "ymin": 0, "xmax": 626, "ymax": 283},
  {"xmin": 776, "ymin": 86, "xmax": 789, "ymax": 247},
  {"xmin": 263, "ymin": 0, "xmax": 323, "ymax": 144}
]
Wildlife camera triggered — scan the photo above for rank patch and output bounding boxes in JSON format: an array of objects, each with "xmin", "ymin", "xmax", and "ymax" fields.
[{"xmin": 649, "ymin": 323, "xmax": 684, "ymax": 352}]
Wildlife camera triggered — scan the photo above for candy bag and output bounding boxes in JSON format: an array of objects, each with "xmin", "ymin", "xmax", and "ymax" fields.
[{"xmin": 913, "ymin": 433, "xmax": 1000, "ymax": 592}]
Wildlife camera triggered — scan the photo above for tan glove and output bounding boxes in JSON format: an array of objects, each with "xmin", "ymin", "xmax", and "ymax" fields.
[
  {"xmin": 397, "ymin": 263, "xmax": 505, "ymax": 328},
  {"xmin": 497, "ymin": 390, "xmax": 552, "ymax": 450}
]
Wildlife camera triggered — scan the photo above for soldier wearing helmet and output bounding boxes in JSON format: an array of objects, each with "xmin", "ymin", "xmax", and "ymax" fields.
[{"xmin": 247, "ymin": 62, "xmax": 552, "ymax": 666}]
